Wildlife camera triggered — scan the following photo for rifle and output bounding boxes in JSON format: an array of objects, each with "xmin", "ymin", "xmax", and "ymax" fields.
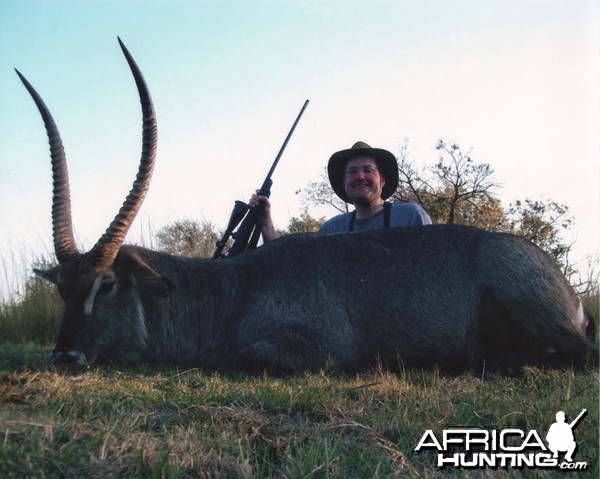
[{"xmin": 213, "ymin": 99, "xmax": 309, "ymax": 258}]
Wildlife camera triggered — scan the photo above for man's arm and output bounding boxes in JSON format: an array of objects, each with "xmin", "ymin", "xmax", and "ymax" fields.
[{"xmin": 249, "ymin": 192, "xmax": 278, "ymax": 242}]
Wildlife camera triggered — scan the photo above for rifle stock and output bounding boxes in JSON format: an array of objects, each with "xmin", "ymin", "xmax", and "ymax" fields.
[
  {"xmin": 224, "ymin": 179, "xmax": 272, "ymax": 257},
  {"xmin": 213, "ymin": 100, "xmax": 309, "ymax": 258},
  {"xmin": 212, "ymin": 201, "xmax": 249, "ymax": 258}
]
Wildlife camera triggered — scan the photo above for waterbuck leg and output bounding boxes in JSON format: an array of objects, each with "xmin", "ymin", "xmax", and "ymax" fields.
[
  {"xmin": 478, "ymin": 289, "xmax": 598, "ymax": 374},
  {"xmin": 477, "ymin": 290, "xmax": 532, "ymax": 376}
]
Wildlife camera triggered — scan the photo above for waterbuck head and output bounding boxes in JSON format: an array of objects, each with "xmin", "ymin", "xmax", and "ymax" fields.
[{"xmin": 18, "ymin": 39, "xmax": 170, "ymax": 369}]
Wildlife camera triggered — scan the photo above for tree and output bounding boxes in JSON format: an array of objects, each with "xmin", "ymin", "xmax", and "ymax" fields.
[
  {"xmin": 568, "ymin": 255, "xmax": 599, "ymax": 297},
  {"xmin": 505, "ymin": 199, "xmax": 574, "ymax": 275},
  {"xmin": 295, "ymin": 168, "xmax": 348, "ymax": 215},
  {"xmin": 394, "ymin": 139, "xmax": 502, "ymax": 226},
  {"xmin": 452, "ymin": 195, "xmax": 507, "ymax": 232},
  {"xmin": 281, "ymin": 210, "xmax": 325, "ymax": 235},
  {"xmin": 432, "ymin": 140, "xmax": 501, "ymax": 224},
  {"xmin": 156, "ymin": 219, "xmax": 220, "ymax": 258}
]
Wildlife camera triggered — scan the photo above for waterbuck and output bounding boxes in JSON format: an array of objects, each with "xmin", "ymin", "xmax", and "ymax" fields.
[{"xmin": 19, "ymin": 39, "xmax": 597, "ymax": 375}]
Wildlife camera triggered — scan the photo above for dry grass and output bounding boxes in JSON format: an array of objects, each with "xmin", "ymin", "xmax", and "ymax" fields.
[{"xmin": 0, "ymin": 344, "xmax": 597, "ymax": 478}]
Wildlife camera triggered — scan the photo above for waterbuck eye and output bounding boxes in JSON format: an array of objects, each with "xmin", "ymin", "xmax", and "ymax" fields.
[{"xmin": 98, "ymin": 278, "xmax": 116, "ymax": 296}]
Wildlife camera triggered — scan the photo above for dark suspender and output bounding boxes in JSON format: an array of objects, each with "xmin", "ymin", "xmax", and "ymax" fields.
[
  {"xmin": 349, "ymin": 202, "xmax": 391, "ymax": 232},
  {"xmin": 383, "ymin": 201, "xmax": 391, "ymax": 228}
]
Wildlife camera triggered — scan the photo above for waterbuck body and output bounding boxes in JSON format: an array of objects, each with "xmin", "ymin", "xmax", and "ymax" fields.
[
  {"xmin": 43, "ymin": 227, "xmax": 596, "ymax": 374},
  {"xmin": 19, "ymin": 40, "xmax": 597, "ymax": 374}
]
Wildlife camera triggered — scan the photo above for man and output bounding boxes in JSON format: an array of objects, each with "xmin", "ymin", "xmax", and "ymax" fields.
[{"xmin": 250, "ymin": 141, "xmax": 431, "ymax": 241}]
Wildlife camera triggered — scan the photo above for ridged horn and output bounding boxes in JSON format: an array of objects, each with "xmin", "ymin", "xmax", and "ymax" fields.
[
  {"xmin": 87, "ymin": 38, "xmax": 158, "ymax": 269},
  {"xmin": 15, "ymin": 69, "xmax": 80, "ymax": 264}
]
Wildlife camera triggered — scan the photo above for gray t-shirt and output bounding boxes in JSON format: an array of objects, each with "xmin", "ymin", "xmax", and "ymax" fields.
[{"xmin": 319, "ymin": 202, "xmax": 432, "ymax": 233}]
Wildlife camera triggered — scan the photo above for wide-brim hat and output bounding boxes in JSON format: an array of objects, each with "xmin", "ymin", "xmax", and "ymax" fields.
[{"xmin": 327, "ymin": 141, "xmax": 399, "ymax": 203}]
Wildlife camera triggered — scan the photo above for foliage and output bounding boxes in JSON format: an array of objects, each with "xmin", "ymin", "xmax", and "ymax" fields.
[
  {"xmin": 570, "ymin": 257, "xmax": 600, "ymax": 298},
  {"xmin": 280, "ymin": 210, "xmax": 325, "ymax": 236},
  {"xmin": 505, "ymin": 199, "xmax": 574, "ymax": 274},
  {"xmin": 0, "ymin": 343, "xmax": 597, "ymax": 478},
  {"xmin": 296, "ymin": 168, "xmax": 349, "ymax": 215},
  {"xmin": 156, "ymin": 219, "xmax": 220, "ymax": 258},
  {"xmin": 394, "ymin": 139, "xmax": 501, "ymax": 225},
  {"xmin": 452, "ymin": 195, "xmax": 507, "ymax": 232}
]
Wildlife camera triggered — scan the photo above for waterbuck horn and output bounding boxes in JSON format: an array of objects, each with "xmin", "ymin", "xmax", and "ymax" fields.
[
  {"xmin": 15, "ymin": 69, "xmax": 79, "ymax": 264},
  {"xmin": 87, "ymin": 38, "xmax": 158, "ymax": 269},
  {"xmin": 17, "ymin": 38, "xmax": 156, "ymax": 269}
]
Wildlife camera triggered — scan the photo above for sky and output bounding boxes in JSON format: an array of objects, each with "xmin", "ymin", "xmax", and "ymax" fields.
[{"xmin": 0, "ymin": 0, "xmax": 598, "ymax": 297}]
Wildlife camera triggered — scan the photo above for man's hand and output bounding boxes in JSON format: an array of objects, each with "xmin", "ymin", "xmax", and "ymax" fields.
[{"xmin": 249, "ymin": 190, "xmax": 277, "ymax": 242}]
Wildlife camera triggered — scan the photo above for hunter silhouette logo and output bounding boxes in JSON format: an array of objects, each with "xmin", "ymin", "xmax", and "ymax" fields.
[
  {"xmin": 415, "ymin": 409, "xmax": 589, "ymax": 471},
  {"xmin": 546, "ymin": 409, "xmax": 586, "ymax": 462}
]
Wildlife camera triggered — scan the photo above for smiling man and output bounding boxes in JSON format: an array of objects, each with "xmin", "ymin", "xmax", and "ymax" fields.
[
  {"xmin": 251, "ymin": 141, "xmax": 431, "ymax": 240},
  {"xmin": 319, "ymin": 141, "xmax": 431, "ymax": 233}
]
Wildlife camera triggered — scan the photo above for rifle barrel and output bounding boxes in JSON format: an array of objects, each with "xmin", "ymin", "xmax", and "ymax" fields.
[{"xmin": 260, "ymin": 99, "xmax": 309, "ymax": 192}]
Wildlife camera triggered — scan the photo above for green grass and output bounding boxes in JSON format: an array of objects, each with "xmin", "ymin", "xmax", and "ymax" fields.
[
  {"xmin": 0, "ymin": 344, "xmax": 597, "ymax": 478},
  {"xmin": 0, "ymin": 254, "xmax": 62, "ymax": 345}
]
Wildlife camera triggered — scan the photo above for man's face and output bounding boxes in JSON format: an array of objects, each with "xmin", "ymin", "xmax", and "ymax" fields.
[{"xmin": 343, "ymin": 156, "xmax": 386, "ymax": 206}]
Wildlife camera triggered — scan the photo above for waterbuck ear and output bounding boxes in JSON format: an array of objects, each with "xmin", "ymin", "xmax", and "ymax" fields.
[
  {"xmin": 116, "ymin": 249, "xmax": 174, "ymax": 298},
  {"xmin": 34, "ymin": 265, "xmax": 60, "ymax": 284}
]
